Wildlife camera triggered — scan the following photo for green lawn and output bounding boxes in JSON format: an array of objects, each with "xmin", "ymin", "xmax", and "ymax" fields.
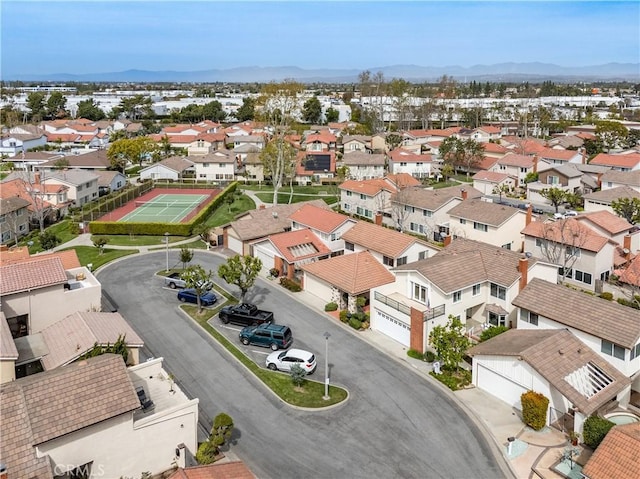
[
  {"xmin": 90, "ymin": 234, "xmax": 182, "ymax": 247},
  {"xmin": 430, "ymin": 181, "xmax": 461, "ymax": 189},
  {"xmin": 240, "ymin": 184, "xmax": 334, "ymax": 195},
  {"xmin": 254, "ymin": 193, "xmax": 338, "ymax": 205},
  {"xmin": 182, "ymin": 298, "xmax": 348, "ymax": 408},
  {"xmin": 60, "ymin": 246, "xmax": 139, "ymax": 270},
  {"xmin": 451, "ymin": 174, "xmax": 473, "ymax": 183},
  {"xmin": 22, "ymin": 220, "xmax": 79, "ymax": 254},
  {"xmin": 204, "ymin": 194, "xmax": 256, "ymax": 227}
]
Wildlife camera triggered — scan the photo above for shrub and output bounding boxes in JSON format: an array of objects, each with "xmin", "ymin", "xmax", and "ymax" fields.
[
  {"xmin": 348, "ymin": 317, "xmax": 363, "ymax": 330},
  {"xmin": 195, "ymin": 440, "xmax": 218, "ymax": 464},
  {"xmin": 479, "ymin": 325, "xmax": 509, "ymax": 342},
  {"xmin": 407, "ymin": 349, "xmax": 424, "ymax": 360},
  {"xmin": 269, "ymin": 267, "xmax": 280, "ymax": 278},
  {"xmin": 617, "ymin": 297, "xmax": 640, "ymax": 309},
  {"xmin": 279, "ymin": 277, "xmax": 301, "ymax": 292},
  {"xmin": 583, "ymin": 415, "xmax": 615, "ymax": 449},
  {"xmin": 339, "ymin": 310, "xmax": 349, "ymax": 323},
  {"xmin": 324, "ymin": 302, "xmax": 338, "ymax": 312},
  {"xmin": 521, "ymin": 390, "xmax": 549, "ymax": 431},
  {"xmin": 429, "ymin": 370, "xmax": 471, "ymax": 391},
  {"xmin": 598, "ymin": 292, "xmax": 613, "ymax": 301},
  {"xmin": 424, "ymin": 350, "xmax": 437, "ymax": 362}
]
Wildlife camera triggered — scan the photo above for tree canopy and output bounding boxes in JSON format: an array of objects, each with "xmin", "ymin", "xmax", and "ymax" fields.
[
  {"xmin": 611, "ymin": 197, "xmax": 640, "ymax": 225},
  {"xmin": 107, "ymin": 136, "xmax": 158, "ymax": 172},
  {"xmin": 76, "ymin": 99, "xmax": 106, "ymax": 121},
  {"xmin": 217, "ymin": 254, "xmax": 262, "ymax": 303},
  {"xmin": 540, "ymin": 187, "xmax": 567, "ymax": 213},
  {"xmin": 428, "ymin": 315, "xmax": 470, "ymax": 373},
  {"xmin": 302, "ymin": 96, "xmax": 323, "ymax": 124}
]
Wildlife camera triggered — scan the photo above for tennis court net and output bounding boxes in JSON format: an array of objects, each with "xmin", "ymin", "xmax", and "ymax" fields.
[{"xmin": 134, "ymin": 200, "xmax": 202, "ymax": 209}]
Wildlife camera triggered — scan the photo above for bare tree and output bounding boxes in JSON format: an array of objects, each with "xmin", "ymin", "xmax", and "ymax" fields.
[
  {"xmin": 536, "ymin": 219, "xmax": 588, "ymax": 284},
  {"xmin": 16, "ymin": 170, "xmax": 52, "ymax": 232}
]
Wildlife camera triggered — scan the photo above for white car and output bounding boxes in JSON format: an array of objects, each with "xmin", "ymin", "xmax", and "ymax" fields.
[
  {"xmin": 564, "ymin": 210, "xmax": 578, "ymax": 217},
  {"xmin": 265, "ymin": 348, "xmax": 317, "ymax": 374}
]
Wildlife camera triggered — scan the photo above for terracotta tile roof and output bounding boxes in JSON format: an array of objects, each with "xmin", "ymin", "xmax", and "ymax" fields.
[
  {"xmin": 289, "ymin": 203, "xmax": 353, "ymax": 234},
  {"xmin": 303, "ymin": 131, "xmax": 337, "ymax": 145},
  {"xmin": 342, "ymin": 220, "xmax": 430, "ymax": 258},
  {"xmin": 341, "ymin": 151, "xmax": 385, "ymax": 166},
  {"xmin": 0, "ymin": 312, "xmax": 19, "ymax": 360},
  {"xmin": 395, "ymin": 238, "xmax": 535, "ymax": 293},
  {"xmin": 229, "ymin": 200, "xmax": 329, "ymax": 241},
  {"xmin": 296, "ymin": 151, "xmax": 336, "ymax": 175},
  {"xmin": 537, "ymin": 147, "xmax": 582, "ymax": 161},
  {"xmin": 469, "ymin": 329, "xmax": 630, "ymax": 416},
  {"xmin": 1, "ymin": 354, "xmax": 140, "ymax": 456},
  {"xmin": 198, "ymin": 132, "xmax": 226, "ymax": 143},
  {"xmin": 302, "ymin": 251, "xmax": 395, "ymax": 294},
  {"xmin": 339, "ymin": 178, "xmax": 396, "ymax": 196},
  {"xmin": 481, "ymin": 142, "xmax": 508, "ymax": 153},
  {"xmin": 0, "ymin": 256, "xmax": 68, "ymax": 295},
  {"xmin": 41, "ymin": 311, "xmax": 144, "ymax": 370},
  {"xmin": 0, "ymin": 178, "xmax": 59, "ymax": 211},
  {"xmin": 45, "ymin": 132, "xmax": 81, "ymax": 142},
  {"xmin": 0, "ymin": 248, "xmax": 80, "ymax": 269},
  {"xmin": 512, "ymin": 278, "xmax": 640, "ymax": 349},
  {"xmin": 590, "ymin": 153, "xmax": 640, "ymax": 169},
  {"xmin": 448, "ymin": 199, "xmax": 521, "ymax": 226},
  {"xmin": 395, "ymin": 185, "xmax": 483, "ymax": 211},
  {"xmin": 389, "ymin": 149, "xmax": 433, "ymax": 163},
  {"xmin": 384, "ymin": 173, "xmax": 422, "ymax": 188},
  {"xmin": 617, "ymin": 254, "xmax": 640, "ymax": 287},
  {"xmin": 583, "ymin": 185, "xmax": 640, "ymax": 204},
  {"xmin": 265, "ymin": 228, "xmax": 331, "ymax": 264},
  {"xmin": 601, "ymin": 169, "xmax": 640, "ymax": 187},
  {"xmin": 475, "ymin": 126, "xmax": 501, "ymax": 134},
  {"xmin": 472, "ymin": 170, "xmax": 512, "ymax": 183},
  {"xmin": 577, "ymin": 210, "xmax": 633, "ymax": 235},
  {"xmin": 521, "ymin": 218, "xmax": 610, "ymax": 253},
  {"xmin": 168, "ymin": 462, "xmax": 256, "ymax": 479},
  {"xmin": 582, "ymin": 423, "xmax": 640, "ymax": 479},
  {"xmin": 0, "ymin": 246, "xmax": 30, "ymax": 264},
  {"xmin": 497, "ymin": 153, "xmax": 536, "ymax": 168},
  {"xmin": 476, "ymin": 156, "xmax": 500, "ymax": 170}
]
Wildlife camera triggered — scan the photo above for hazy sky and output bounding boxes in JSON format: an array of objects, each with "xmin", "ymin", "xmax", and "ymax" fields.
[{"xmin": 2, "ymin": 1, "xmax": 639, "ymax": 76}]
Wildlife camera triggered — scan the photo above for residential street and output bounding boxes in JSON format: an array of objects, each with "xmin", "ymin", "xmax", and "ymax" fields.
[{"xmin": 97, "ymin": 250, "xmax": 505, "ymax": 479}]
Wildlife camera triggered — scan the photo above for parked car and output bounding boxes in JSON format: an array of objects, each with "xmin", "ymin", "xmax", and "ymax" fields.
[
  {"xmin": 219, "ymin": 303, "xmax": 274, "ymax": 326},
  {"xmin": 165, "ymin": 272, "xmax": 213, "ymax": 290},
  {"xmin": 239, "ymin": 324, "xmax": 293, "ymax": 350},
  {"xmin": 266, "ymin": 348, "xmax": 316, "ymax": 374},
  {"xmin": 564, "ymin": 210, "xmax": 578, "ymax": 217},
  {"xmin": 553, "ymin": 212, "xmax": 565, "ymax": 220},
  {"xmin": 177, "ymin": 289, "xmax": 217, "ymax": 306}
]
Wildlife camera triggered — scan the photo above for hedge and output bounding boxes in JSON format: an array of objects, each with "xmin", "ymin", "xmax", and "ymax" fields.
[
  {"xmin": 583, "ymin": 415, "xmax": 615, "ymax": 449},
  {"xmin": 89, "ymin": 182, "xmax": 238, "ymax": 236},
  {"xmin": 521, "ymin": 390, "xmax": 549, "ymax": 431}
]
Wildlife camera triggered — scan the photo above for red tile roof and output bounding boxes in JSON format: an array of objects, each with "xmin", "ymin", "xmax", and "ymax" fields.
[
  {"xmin": 590, "ymin": 153, "xmax": 640, "ymax": 169},
  {"xmin": 339, "ymin": 178, "xmax": 396, "ymax": 196},
  {"xmin": 497, "ymin": 152, "xmax": 535, "ymax": 168},
  {"xmin": 266, "ymin": 228, "xmax": 331, "ymax": 264},
  {"xmin": 577, "ymin": 210, "xmax": 633, "ymax": 235},
  {"xmin": 521, "ymin": 218, "xmax": 611, "ymax": 253},
  {"xmin": 289, "ymin": 204, "xmax": 353, "ymax": 233},
  {"xmin": 302, "ymin": 251, "xmax": 395, "ymax": 294},
  {"xmin": 168, "ymin": 462, "xmax": 256, "ymax": 479},
  {"xmin": 342, "ymin": 220, "xmax": 429, "ymax": 258},
  {"xmin": 582, "ymin": 423, "xmax": 640, "ymax": 479},
  {"xmin": 0, "ymin": 256, "xmax": 68, "ymax": 295}
]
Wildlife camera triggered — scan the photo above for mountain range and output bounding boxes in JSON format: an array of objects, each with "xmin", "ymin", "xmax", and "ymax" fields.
[{"xmin": 5, "ymin": 62, "xmax": 640, "ymax": 83}]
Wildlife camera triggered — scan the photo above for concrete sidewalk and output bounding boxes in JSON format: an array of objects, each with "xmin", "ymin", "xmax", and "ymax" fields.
[{"xmin": 52, "ymin": 233, "xmax": 202, "ymax": 253}]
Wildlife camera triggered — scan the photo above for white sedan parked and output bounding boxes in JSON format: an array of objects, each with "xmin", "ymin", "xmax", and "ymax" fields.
[{"xmin": 265, "ymin": 348, "xmax": 317, "ymax": 374}]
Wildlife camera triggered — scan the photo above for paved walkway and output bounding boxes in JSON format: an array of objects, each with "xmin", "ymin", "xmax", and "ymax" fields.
[
  {"xmin": 52, "ymin": 233, "xmax": 202, "ymax": 253},
  {"xmin": 51, "ymin": 234, "xmax": 586, "ymax": 478}
]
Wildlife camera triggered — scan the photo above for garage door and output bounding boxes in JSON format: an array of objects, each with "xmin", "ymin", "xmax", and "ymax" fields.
[
  {"xmin": 227, "ymin": 235, "xmax": 243, "ymax": 255},
  {"xmin": 476, "ymin": 364, "xmax": 528, "ymax": 410},
  {"xmin": 374, "ymin": 310, "xmax": 410, "ymax": 347},
  {"xmin": 255, "ymin": 248, "xmax": 274, "ymax": 274}
]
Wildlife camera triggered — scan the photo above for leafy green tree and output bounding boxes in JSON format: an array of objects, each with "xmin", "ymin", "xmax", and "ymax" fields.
[
  {"xmin": 27, "ymin": 92, "xmax": 46, "ymax": 122},
  {"xmin": 479, "ymin": 325, "xmax": 509, "ymax": 342},
  {"xmin": 595, "ymin": 120, "xmax": 628, "ymax": 152},
  {"xmin": 107, "ymin": 136, "xmax": 158, "ymax": 173},
  {"xmin": 492, "ymin": 184, "xmax": 510, "ymax": 202},
  {"xmin": 201, "ymin": 100, "xmax": 227, "ymax": 122},
  {"xmin": 302, "ymin": 96, "xmax": 322, "ymax": 124},
  {"xmin": 118, "ymin": 94, "xmax": 153, "ymax": 120},
  {"xmin": 76, "ymin": 99, "xmax": 106, "ymax": 121},
  {"xmin": 439, "ymin": 137, "xmax": 484, "ymax": 177},
  {"xmin": 80, "ymin": 334, "xmax": 129, "ymax": 364},
  {"xmin": 92, "ymin": 237, "xmax": 109, "ymax": 255},
  {"xmin": 195, "ymin": 440, "xmax": 217, "ymax": 464},
  {"xmin": 182, "ymin": 265, "xmax": 214, "ymax": 313},
  {"xmin": 290, "ymin": 363, "xmax": 307, "ymax": 387},
  {"xmin": 565, "ymin": 191, "xmax": 583, "ymax": 209},
  {"xmin": 53, "ymin": 157, "xmax": 70, "ymax": 170},
  {"xmin": 39, "ymin": 230, "xmax": 60, "ymax": 250},
  {"xmin": 179, "ymin": 247, "xmax": 194, "ymax": 269},
  {"xmin": 45, "ymin": 92, "xmax": 68, "ymax": 119},
  {"xmin": 540, "ymin": 187, "xmax": 567, "ymax": 213},
  {"xmin": 324, "ymin": 106, "xmax": 339, "ymax": 123},
  {"xmin": 428, "ymin": 315, "xmax": 470, "ymax": 373},
  {"xmin": 211, "ymin": 413, "xmax": 234, "ymax": 450},
  {"xmin": 440, "ymin": 163, "xmax": 454, "ymax": 183},
  {"xmin": 236, "ymin": 96, "xmax": 256, "ymax": 121},
  {"xmin": 385, "ymin": 133, "xmax": 402, "ymax": 151},
  {"xmin": 217, "ymin": 254, "xmax": 262, "ymax": 303},
  {"xmin": 611, "ymin": 197, "xmax": 640, "ymax": 224},
  {"xmin": 524, "ymin": 172, "xmax": 539, "ymax": 184}
]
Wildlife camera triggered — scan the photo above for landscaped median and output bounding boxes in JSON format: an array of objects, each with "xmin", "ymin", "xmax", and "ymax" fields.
[{"xmin": 180, "ymin": 289, "xmax": 348, "ymax": 408}]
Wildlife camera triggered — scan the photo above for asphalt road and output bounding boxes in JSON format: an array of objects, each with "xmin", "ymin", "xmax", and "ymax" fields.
[{"xmin": 97, "ymin": 250, "xmax": 505, "ymax": 479}]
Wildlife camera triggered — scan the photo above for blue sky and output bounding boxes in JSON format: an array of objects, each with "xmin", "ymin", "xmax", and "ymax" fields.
[{"xmin": 2, "ymin": 1, "xmax": 639, "ymax": 76}]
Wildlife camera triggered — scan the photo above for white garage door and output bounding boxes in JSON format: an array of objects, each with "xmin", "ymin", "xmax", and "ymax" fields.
[
  {"xmin": 227, "ymin": 235, "xmax": 243, "ymax": 255},
  {"xmin": 255, "ymin": 248, "xmax": 273, "ymax": 274},
  {"xmin": 476, "ymin": 364, "xmax": 527, "ymax": 410},
  {"xmin": 374, "ymin": 310, "xmax": 410, "ymax": 347}
]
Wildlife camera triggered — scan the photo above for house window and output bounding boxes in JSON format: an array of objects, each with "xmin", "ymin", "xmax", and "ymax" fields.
[
  {"xmin": 383, "ymin": 256, "xmax": 394, "ymax": 267},
  {"xmin": 473, "ymin": 222, "xmax": 488, "ymax": 232},
  {"xmin": 453, "ymin": 290, "xmax": 462, "ymax": 303},
  {"xmin": 216, "ymin": 174, "xmax": 223, "ymax": 180},
  {"xmin": 472, "ymin": 284, "xmax": 481, "ymax": 296},
  {"xmin": 601, "ymin": 340, "xmax": 625, "ymax": 360},
  {"xmin": 459, "ymin": 218, "xmax": 466, "ymax": 224},
  {"xmin": 423, "ymin": 210, "xmax": 433, "ymax": 217},
  {"xmin": 501, "ymin": 243, "xmax": 511, "ymax": 250},
  {"xmin": 574, "ymin": 270, "xmax": 592, "ymax": 285},
  {"xmin": 521, "ymin": 309, "xmax": 538, "ymax": 326},
  {"xmin": 343, "ymin": 203, "xmax": 350, "ymax": 211},
  {"xmin": 404, "ymin": 205, "xmax": 415, "ymax": 213},
  {"xmin": 360, "ymin": 194, "xmax": 366, "ymax": 200},
  {"xmin": 397, "ymin": 256, "xmax": 407, "ymax": 266},
  {"xmin": 488, "ymin": 312, "xmax": 506, "ymax": 327},
  {"xmin": 412, "ymin": 282, "xmax": 428, "ymax": 304},
  {"xmin": 400, "ymin": 162, "xmax": 407, "ymax": 166},
  {"xmin": 490, "ymin": 283, "xmax": 506, "ymax": 300},
  {"xmin": 566, "ymin": 246, "xmax": 581, "ymax": 258},
  {"xmin": 535, "ymin": 238, "xmax": 544, "ymax": 247},
  {"xmin": 547, "ymin": 175, "xmax": 559, "ymax": 185},
  {"xmin": 345, "ymin": 241, "xmax": 354, "ymax": 251},
  {"xmin": 356, "ymin": 206, "xmax": 363, "ymax": 215},
  {"xmin": 219, "ymin": 163, "xmax": 225, "ymax": 168},
  {"xmin": 520, "ymin": 167, "xmax": 527, "ymax": 173},
  {"xmin": 418, "ymin": 251, "xmax": 428, "ymax": 260},
  {"xmin": 346, "ymin": 191, "xmax": 352, "ymax": 197},
  {"xmin": 631, "ymin": 342, "xmax": 640, "ymax": 360}
]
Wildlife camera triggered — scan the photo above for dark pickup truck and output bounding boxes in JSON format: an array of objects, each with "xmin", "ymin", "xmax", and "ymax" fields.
[{"xmin": 219, "ymin": 303, "xmax": 274, "ymax": 327}]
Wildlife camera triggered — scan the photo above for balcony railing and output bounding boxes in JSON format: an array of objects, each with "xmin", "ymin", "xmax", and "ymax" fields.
[
  {"xmin": 424, "ymin": 304, "xmax": 445, "ymax": 321},
  {"xmin": 374, "ymin": 292, "xmax": 445, "ymax": 321}
]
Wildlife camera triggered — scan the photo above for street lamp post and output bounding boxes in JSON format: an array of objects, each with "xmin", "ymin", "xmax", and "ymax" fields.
[
  {"xmin": 164, "ymin": 232, "xmax": 170, "ymax": 272},
  {"xmin": 323, "ymin": 331, "xmax": 331, "ymax": 400}
]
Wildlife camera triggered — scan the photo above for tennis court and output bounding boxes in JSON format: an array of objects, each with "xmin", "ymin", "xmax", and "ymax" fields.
[{"xmin": 118, "ymin": 193, "xmax": 209, "ymax": 223}]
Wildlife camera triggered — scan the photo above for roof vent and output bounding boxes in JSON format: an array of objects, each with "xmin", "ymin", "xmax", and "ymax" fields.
[
  {"xmin": 272, "ymin": 212, "xmax": 278, "ymax": 218},
  {"xmin": 559, "ymin": 349, "xmax": 565, "ymax": 355}
]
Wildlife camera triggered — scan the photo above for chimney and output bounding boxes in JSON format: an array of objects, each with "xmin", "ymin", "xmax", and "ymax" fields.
[
  {"xmin": 461, "ymin": 188, "xmax": 467, "ymax": 200},
  {"xmin": 526, "ymin": 204, "xmax": 533, "ymax": 226},
  {"xmin": 532, "ymin": 155, "xmax": 538, "ymax": 174},
  {"xmin": 443, "ymin": 235, "xmax": 452, "ymax": 247},
  {"xmin": 259, "ymin": 204, "xmax": 266, "ymax": 210},
  {"xmin": 597, "ymin": 172, "xmax": 602, "ymax": 188},
  {"xmin": 519, "ymin": 257, "xmax": 529, "ymax": 292},
  {"xmin": 623, "ymin": 234, "xmax": 631, "ymax": 261},
  {"xmin": 375, "ymin": 212, "xmax": 382, "ymax": 226}
]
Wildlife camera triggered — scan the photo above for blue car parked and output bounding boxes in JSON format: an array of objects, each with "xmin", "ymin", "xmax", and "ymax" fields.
[{"xmin": 177, "ymin": 289, "xmax": 217, "ymax": 306}]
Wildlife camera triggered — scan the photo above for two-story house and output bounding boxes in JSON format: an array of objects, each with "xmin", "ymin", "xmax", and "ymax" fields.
[
  {"xmin": 288, "ymin": 203, "xmax": 356, "ymax": 255},
  {"xmin": 0, "ymin": 132, "xmax": 47, "ymax": 157},
  {"xmin": 387, "ymin": 149, "xmax": 434, "ymax": 179},
  {"xmin": 527, "ymin": 164, "xmax": 585, "ymax": 203},
  {"xmin": 0, "ymin": 174, "xmax": 69, "ymax": 223},
  {"xmin": 391, "ymin": 185, "xmax": 483, "ymax": 241},
  {"xmin": 341, "ymin": 135, "xmax": 371, "ymax": 153},
  {"xmin": 0, "ymin": 197, "xmax": 31, "ymax": 244},
  {"xmin": 369, "ymin": 237, "xmax": 558, "ymax": 350},
  {"xmin": 295, "ymin": 151, "xmax": 336, "ymax": 185},
  {"xmin": 44, "ymin": 169, "xmax": 99, "ymax": 207},
  {"xmin": 472, "ymin": 170, "xmax": 517, "ymax": 195},
  {"xmin": 341, "ymin": 151, "xmax": 386, "ymax": 180},
  {"xmin": 583, "ymin": 186, "xmax": 640, "ymax": 215},
  {"xmin": 447, "ymin": 200, "xmax": 531, "ymax": 251},
  {"xmin": 302, "ymin": 131, "xmax": 337, "ymax": 151},
  {"xmin": 139, "ymin": 156, "xmax": 194, "ymax": 182},
  {"xmin": 590, "ymin": 153, "xmax": 640, "ymax": 172},
  {"xmin": 599, "ymin": 170, "xmax": 640, "ymax": 193},
  {"xmin": 536, "ymin": 146, "xmax": 584, "ymax": 166},
  {"xmin": 489, "ymin": 153, "xmax": 540, "ymax": 186},
  {"xmin": 189, "ymin": 149, "xmax": 236, "ymax": 182}
]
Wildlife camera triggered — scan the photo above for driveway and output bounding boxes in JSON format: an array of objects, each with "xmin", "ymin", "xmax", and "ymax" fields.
[{"xmin": 97, "ymin": 250, "xmax": 505, "ymax": 479}]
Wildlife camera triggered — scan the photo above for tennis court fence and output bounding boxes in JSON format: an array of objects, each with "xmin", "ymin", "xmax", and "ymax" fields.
[{"xmin": 134, "ymin": 200, "xmax": 203, "ymax": 209}]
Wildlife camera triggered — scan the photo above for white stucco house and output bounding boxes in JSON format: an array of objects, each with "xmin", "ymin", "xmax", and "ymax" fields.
[{"xmin": 139, "ymin": 156, "xmax": 194, "ymax": 182}]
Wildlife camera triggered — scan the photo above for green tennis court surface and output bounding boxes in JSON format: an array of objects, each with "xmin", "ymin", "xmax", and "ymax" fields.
[{"xmin": 119, "ymin": 194, "xmax": 209, "ymax": 223}]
